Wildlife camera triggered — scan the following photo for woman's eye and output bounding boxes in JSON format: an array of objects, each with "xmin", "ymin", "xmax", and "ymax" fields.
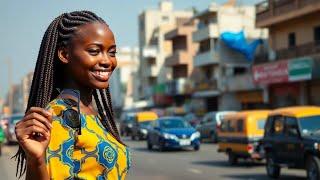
[
  {"xmin": 109, "ymin": 51, "xmax": 117, "ymax": 57},
  {"xmin": 88, "ymin": 49, "xmax": 100, "ymax": 55}
]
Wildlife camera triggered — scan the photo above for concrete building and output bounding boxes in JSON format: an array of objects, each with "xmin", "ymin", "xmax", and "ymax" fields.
[
  {"xmin": 164, "ymin": 19, "xmax": 198, "ymax": 107},
  {"xmin": 21, "ymin": 72, "xmax": 33, "ymax": 112},
  {"xmin": 109, "ymin": 47, "xmax": 139, "ymax": 113},
  {"xmin": 253, "ymin": 0, "xmax": 320, "ymax": 108},
  {"xmin": 191, "ymin": 2, "xmax": 268, "ymax": 113},
  {"xmin": 137, "ymin": 0, "xmax": 194, "ymax": 106}
]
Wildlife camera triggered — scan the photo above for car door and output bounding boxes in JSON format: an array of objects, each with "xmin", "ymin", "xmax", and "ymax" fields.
[
  {"xmin": 284, "ymin": 116, "xmax": 304, "ymax": 165},
  {"xmin": 270, "ymin": 115, "xmax": 287, "ymax": 163},
  {"xmin": 201, "ymin": 114, "xmax": 211, "ymax": 139}
]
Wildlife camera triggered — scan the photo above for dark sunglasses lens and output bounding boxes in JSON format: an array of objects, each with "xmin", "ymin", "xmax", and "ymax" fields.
[{"xmin": 63, "ymin": 109, "xmax": 80, "ymax": 129}]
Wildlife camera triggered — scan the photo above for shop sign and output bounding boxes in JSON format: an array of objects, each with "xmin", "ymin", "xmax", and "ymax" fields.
[
  {"xmin": 289, "ymin": 57, "xmax": 312, "ymax": 81},
  {"xmin": 253, "ymin": 60, "xmax": 289, "ymax": 84}
]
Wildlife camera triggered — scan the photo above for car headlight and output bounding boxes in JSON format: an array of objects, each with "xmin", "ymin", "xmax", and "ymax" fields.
[
  {"xmin": 140, "ymin": 129, "xmax": 148, "ymax": 134},
  {"xmin": 163, "ymin": 133, "xmax": 178, "ymax": 140},
  {"xmin": 127, "ymin": 124, "xmax": 133, "ymax": 128},
  {"xmin": 314, "ymin": 143, "xmax": 320, "ymax": 151},
  {"xmin": 190, "ymin": 131, "xmax": 200, "ymax": 141}
]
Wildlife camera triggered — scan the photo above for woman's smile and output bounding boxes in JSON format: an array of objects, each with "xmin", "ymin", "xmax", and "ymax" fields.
[{"xmin": 91, "ymin": 70, "xmax": 112, "ymax": 82}]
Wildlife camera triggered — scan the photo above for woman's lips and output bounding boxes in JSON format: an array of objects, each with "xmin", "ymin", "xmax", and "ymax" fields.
[{"xmin": 91, "ymin": 71, "xmax": 111, "ymax": 81}]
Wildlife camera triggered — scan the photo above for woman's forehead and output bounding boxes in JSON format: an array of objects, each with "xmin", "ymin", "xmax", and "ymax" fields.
[{"xmin": 71, "ymin": 22, "xmax": 115, "ymax": 44}]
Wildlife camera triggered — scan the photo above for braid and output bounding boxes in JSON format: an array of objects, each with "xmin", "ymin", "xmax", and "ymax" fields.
[
  {"xmin": 13, "ymin": 10, "xmax": 115, "ymax": 178},
  {"xmin": 94, "ymin": 90, "xmax": 124, "ymax": 145}
]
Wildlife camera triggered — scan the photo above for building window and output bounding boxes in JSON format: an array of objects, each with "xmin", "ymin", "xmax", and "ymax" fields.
[
  {"xmin": 314, "ymin": 26, "xmax": 320, "ymax": 44},
  {"xmin": 288, "ymin": 32, "xmax": 296, "ymax": 48},
  {"xmin": 162, "ymin": 16, "xmax": 169, "ymax": 22},
  {"xmin": 234, "ymin": 67, "xmax": 247, "ymax": 75}
]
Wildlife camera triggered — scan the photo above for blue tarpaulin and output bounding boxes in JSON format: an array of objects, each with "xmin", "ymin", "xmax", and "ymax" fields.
[{"xmin": 220, "ymin": 30, "xmax": 262, "ymax": 61}]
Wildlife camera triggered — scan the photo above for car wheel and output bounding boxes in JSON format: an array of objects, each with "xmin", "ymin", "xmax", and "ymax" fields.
[
  {"xmin": 306, "ymin": 156, "xmax": 320, "ymax": 180},
  {"xmin": 147, "ymin": 139, "xmax": 153, "ymax": 150},
  {"xmin": 194, "ymin": 145, "xmax": 200, "ymax": 151},
  {"xmin": 159, "ymin": 142, "xmax": 165, "ymax": 152},
  {"xmin": 227, "ymin": 151, "xmax": 238, "ymax": 165},
  {"xmin": 211, "ymin": 132, "xmax": 218, "ymax": 143},
  {"xmin": 131, "ymin": 135, "xmax": 136, "ymax": 140},
  {"xmin": 266, "ymin": 153, "xmax": 281, "ymax": 179}
]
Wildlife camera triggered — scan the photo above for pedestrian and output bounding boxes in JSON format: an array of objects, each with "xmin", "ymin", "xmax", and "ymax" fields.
[{"xmin": 14, "ymin": 10, "xmax": 131, "ymax": 180}]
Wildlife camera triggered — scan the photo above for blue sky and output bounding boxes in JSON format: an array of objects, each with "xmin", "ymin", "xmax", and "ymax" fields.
[{"xmin": 0, "ymin": 0, "xmax": 263, "ymax": 100}]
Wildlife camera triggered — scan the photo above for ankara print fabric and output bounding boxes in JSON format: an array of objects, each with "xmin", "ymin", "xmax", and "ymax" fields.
[{"xmin": 45, "ymin": 99, "xmax": 131, "ymax": 180}]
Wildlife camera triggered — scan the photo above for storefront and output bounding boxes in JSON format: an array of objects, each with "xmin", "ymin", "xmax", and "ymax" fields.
[{"xmin": 253, "ymin": 57, "xmax": 315, "ymax": 108}]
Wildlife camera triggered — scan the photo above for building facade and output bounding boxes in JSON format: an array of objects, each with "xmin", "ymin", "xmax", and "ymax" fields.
[
  {"xmin": 191, "ymin": 2, "xmax": 268, "ymax": 113},
  {"xmin": 254, "ymin": 0, "xmax": 320, "ymax": 108}
]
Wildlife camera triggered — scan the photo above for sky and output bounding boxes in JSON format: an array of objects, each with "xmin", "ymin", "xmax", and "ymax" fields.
[{"xmin": 0, "ymin": 0, "xmax": 263, "ymax": 100}]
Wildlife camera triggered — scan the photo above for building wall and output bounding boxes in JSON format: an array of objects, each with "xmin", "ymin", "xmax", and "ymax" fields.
[{"xmin": 270, "ymin": 11, "xmax": 320, "ymax": 50}]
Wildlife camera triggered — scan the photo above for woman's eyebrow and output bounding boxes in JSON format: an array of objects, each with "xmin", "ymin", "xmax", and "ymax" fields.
[{"xmin": 108, "ymin": 45, "xmax": 117, "ymax": 50}]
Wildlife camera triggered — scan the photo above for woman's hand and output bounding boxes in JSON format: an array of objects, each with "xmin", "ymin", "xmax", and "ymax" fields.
[{"xmin": 15, "ymin": 107, "xmax": 53, "ymax": 164}]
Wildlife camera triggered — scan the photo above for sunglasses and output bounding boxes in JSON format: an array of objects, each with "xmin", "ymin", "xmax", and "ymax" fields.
[{"xmin": 58, "ymin": 89, "xmax": 82, "ymax": 135}]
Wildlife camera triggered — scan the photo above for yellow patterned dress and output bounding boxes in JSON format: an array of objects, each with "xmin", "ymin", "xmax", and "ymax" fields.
[{"xmin": 45, "ymin": 98, "xmax": 131, "ymax": 180}]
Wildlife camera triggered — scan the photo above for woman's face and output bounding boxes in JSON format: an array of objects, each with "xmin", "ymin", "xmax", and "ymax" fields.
[{"xmin": 60, "ymin": 22, "xmax": 117, "ymax": 90}]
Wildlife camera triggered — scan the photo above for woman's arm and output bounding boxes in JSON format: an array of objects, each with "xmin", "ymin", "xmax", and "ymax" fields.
[
  {"xmin": 26, "ymin": 155, "xmax": 49, "ymax": 180},
  {"xmin": 15, "ymin": 107, "xmax": 52, "ymax": 180}
]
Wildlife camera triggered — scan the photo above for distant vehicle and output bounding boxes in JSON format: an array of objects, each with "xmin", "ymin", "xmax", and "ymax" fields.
[
  {"xmin": 4, "ymin": 114, "xmax": 24, "ymax": 144},
  {"xmin": 197, "ymin": 111, "xmax": 236, "ymax": 143},
  {"xmin": 218, "ymin": 110, "xmax": 270, "ymax": 165},
  {"xmin": 119, "ymin": 112, "xmax": 135, "ymax": 137},
  {"xmin": 0, "ymin": 125, "xmax": 5, "ymax": 155},
  {"xmin": 262, "ymin": 106, "xmax": 320, "ymax": 179},
  {"xmin": 147, "ymin": 116, "xmax": 200, "ymax": 151},
  {"xmin": 183, "ymin": 113, "xmax": 202, "ymax": 127},
  {"xmin": 131, "ymin": 111, "xmax": 158, "ymax": 140}
]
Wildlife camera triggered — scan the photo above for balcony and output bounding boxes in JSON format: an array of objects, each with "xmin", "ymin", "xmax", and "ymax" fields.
[
  {"xmin": 256, "ymin": 0, "xmax": 320, "ymax": 27},
  {"xmin": 143, "ymin": 65, "xmax": 158, "ymax": 77},
  {"xmin": 166, "ymin": 78, "xmax": 193, "ymax": 96},
  {"xmin": 276, "ymin": 41, "xmax": 320, "ymax": 60},
  {"xmin": 143, "ymin": 46, "xmax": 157, "ymax": 58},
  {"xmin": 193, "ymin": 51, "xmax": 219, "ymax": 67},
  {"xmin": 192, "ymin": 24, "xmax": 219, "ymax": 42},
  {"xmin": 165, "ymin": 50, "xmax": 190, "ymax": 67},
  {"xmin": 223, "ymin": 74, "xmax": 259, "ymax": 92},
  {"xmin": 193, "ymin": 79, "xmax": 218, "ymax": 92}
]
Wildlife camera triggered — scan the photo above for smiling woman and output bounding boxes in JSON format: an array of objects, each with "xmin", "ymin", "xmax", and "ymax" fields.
[{"xmin": 13, "ymin": 11, "xmax": 130, "ymax": 180}]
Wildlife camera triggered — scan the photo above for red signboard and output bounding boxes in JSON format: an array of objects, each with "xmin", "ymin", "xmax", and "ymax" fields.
[{"xmin": 252, "ymin": 60, "xmax": 289, "ymax": 85}]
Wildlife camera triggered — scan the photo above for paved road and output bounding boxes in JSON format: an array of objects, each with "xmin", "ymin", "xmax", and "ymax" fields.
[{"xmin": 0, "ymin": 140, "xmax": 306, "ymax": 180}]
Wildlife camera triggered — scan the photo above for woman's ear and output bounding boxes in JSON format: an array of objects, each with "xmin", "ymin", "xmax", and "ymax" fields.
[{"xmin": 58, "ymin": 47, "xmax": 69, "ymax": 64}]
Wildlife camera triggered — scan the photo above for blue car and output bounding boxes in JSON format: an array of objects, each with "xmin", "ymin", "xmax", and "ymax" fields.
[{"xmin": 147, "ymin": 117, "xmax": 200, "ymax": 151}]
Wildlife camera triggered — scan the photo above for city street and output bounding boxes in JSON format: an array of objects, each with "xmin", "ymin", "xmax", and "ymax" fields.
[{"xmin": 0, "ymin": 139, "xmax": 309, "ymax": 180}]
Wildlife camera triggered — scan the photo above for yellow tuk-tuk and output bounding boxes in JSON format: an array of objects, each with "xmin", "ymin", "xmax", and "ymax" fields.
[
  {"xmin": 217, "ymin": 110, "xmax": 270, "ymax": 164},
  {"xmin": 131, "ymin": 111, "xmax": 158, "ymax": 140}
]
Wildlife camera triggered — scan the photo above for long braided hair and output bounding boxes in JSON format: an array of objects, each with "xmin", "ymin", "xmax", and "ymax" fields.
[{"xmin": 13, "ymin": 10, "xmax": 123, "ymax": 178}]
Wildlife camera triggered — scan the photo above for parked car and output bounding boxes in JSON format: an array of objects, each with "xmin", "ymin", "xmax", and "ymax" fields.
[
  {"xmin": 119, "ymin": 112, "xmax": 135, "ymax": 137},
  {"xmin": 131, "ymin": 111, "xmax": 158, "ymax": 140},
  {"xmin": 197, "ymin": 111, "xmax": 236, "ymax": 143},
  {"xmin": 147, "ymin": 116, "xmax": 200, "ymax": 151},
  {"xmin": 4, "ymin": 114, "xmax": 24, "ymax": 144},
  {"xmin": 0, "ymin": 125, "xmax": 5, "ymax": 155},
  {"xmin": 183, "ymin": 113, "xmax": 202, "ymax": 127},
  {"xmin": 217, "ymin": 110, "xmax": 270, "ymax": 165},
  {"xmin": 262, "ymin": 106, "xmax": 320, "ymax": 179}
]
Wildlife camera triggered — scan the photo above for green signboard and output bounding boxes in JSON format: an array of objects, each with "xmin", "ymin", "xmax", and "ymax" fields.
[{"xmin": 289, "ymin": 57, "xmax": 313, "ymax": 81}]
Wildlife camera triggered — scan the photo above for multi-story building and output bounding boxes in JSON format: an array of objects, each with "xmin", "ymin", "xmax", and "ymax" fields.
[
  {"xmin": 21, "ymin": 72, "xmax": 33, "ymax": 112},
  {"xmin": 109, "ymin": 47, "xmax": 139, "ymax": 114},
  {"xmin": 164, "ymin": 19, "xmax": 198, "ymax": 107},
  {"xmin": 138, "ymin": 0, "xmax": 194, "ymax": 107},
  {"xmin": 191, "ymin": 2, "xmax": 267, "ymax": 113},
  {"xmin": 254, "ymin": 0, "xmax": 320, "ymax": 108},
  {"xmin": 6, "ymin": 84, "xmax": 23, "ymax": 114}
]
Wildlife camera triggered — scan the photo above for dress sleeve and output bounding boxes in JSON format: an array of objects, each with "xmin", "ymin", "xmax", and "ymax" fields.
[{"xmin": 45, "ymin": 100, "xmax": 76, "ymax": 179}]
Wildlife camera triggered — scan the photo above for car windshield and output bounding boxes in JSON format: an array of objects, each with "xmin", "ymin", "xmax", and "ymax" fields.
[
  {"xmin": 140, "ymin": 121, "xmax": 152, "ymax": 128},
  {"xmin": 160, "ymin": 118, "xmax": 191, "ymax": 129},
  {"xmin": 299, "ymin": 116, "xmax": 320, "ymax": 136}
]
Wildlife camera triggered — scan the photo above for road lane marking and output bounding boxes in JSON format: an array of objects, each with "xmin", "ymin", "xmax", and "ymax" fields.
[{"xmin": 187, "ymin": 168, "xmax": 202, "ymax": 174}]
